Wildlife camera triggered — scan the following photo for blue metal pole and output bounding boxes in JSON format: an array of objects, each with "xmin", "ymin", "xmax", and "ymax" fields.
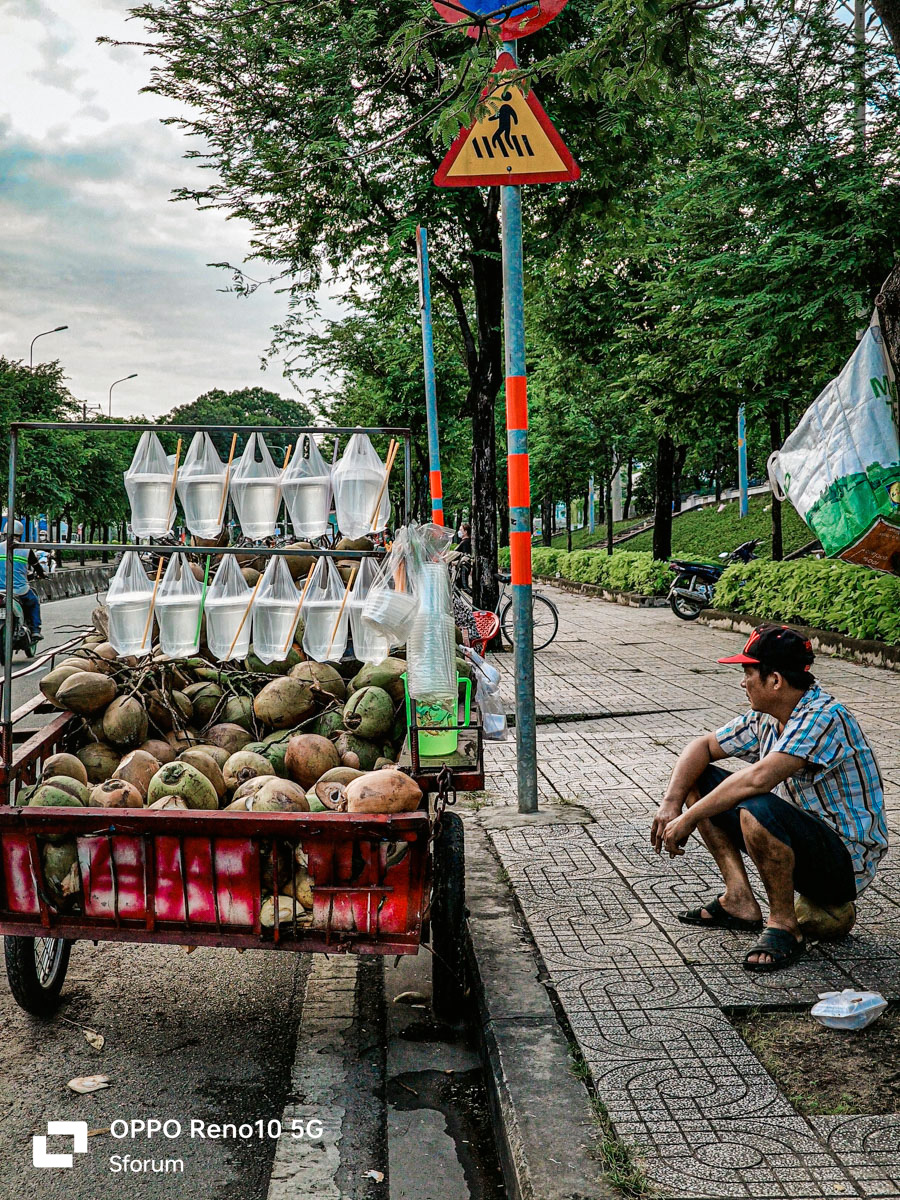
[
  {"xmin": 738, "ymin": 404, "xmax": 749, "ymax": 517},
  {"xmin": 416, "ymin": 227, "xmax": 444, "ymax": 525},
  {"xmin": 588, "ymin": 476, "xmax": 595, "ymax": 535},
  {"xmin": 501, "ymin": 43, "xmax": 537, "ymax": 814},
  {"xmin": 2, "ymin": 429, "xmax": 18, "ymax": 768}
]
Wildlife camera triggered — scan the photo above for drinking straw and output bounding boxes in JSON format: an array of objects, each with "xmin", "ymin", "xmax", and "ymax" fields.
[
  {"xmin": 326, "ymin": 564, "xmax": 357, "ymax": 660},
  {"xmin": 274, "ymin": 443, "xmax": 292, "ymax": 528},
  {"xmin": 280, "ymin": 561, "xmax": 316, "ymax": 657},
  {"xmin": 227, "ymin": 574, "xmax": 264, "ymax": 659},
  {"xmin": 368, "ymin": 439, "xmax": 398, "ymax": 531},
  {"xmin": 140, "ymin": 556, "xmax": 166, "ymax": 651},
  {"xmin": 194, "ymin": 555, "xmax": 211, "ymax": 647},
  {"xmin": 216, "ymin": 433, "xmax": 238, "ymax": 529}
]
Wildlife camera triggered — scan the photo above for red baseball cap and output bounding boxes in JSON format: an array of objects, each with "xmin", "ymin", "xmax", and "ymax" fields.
[{"xmin": 718, "ymin": 623, "xmax": 814, "ymax": 671}]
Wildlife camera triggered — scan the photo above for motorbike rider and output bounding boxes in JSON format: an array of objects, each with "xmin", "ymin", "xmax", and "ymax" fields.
[{"xmin": 0, "ymin": 520, "xmax": 45, "ymax": 639}]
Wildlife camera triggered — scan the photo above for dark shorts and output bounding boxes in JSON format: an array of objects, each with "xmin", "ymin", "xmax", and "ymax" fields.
[{"xmin": 697, "ymin": 764, "xmax": 857, "ymax": 905}]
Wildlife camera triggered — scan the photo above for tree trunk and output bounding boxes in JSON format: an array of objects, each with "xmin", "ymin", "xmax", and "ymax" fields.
[
  {"xmin": 876, "ymin": 264, "xmax": 900, "ymax": 383},
  {"xmin": 871, "ymin": 0, "xmax": 900, "ymax": 68},
  {"xmin": 605, "ymin": 475, "xmax": 614, "ymax": 555},
  {"xmin": 565, "ymin": 482, "xmax": 572, "ymax": 552},
  {"xmin": 583, "ymin": 488, "xmax": 590, "ymax": 535},
  {"xmin": 541, "ymin": 496, "xmax": 552, "ymax": 547},
  {"xmin": 672, "ymin": 445, "xmax": 687, "ymax": 514},
  {"xmin": 623, "ymin": 456, "xmax": 634, "ymax": 519},
  {"xmin": 498, "ymin": 486, "xmax": 509, "ymax": 549},
  {"xmin": 769, "ymin": 412, "xmax": 783, "ymax": 561},
  {"xmin": 653, "ymin": 433, "xmax": 676, "ymax": 560}
]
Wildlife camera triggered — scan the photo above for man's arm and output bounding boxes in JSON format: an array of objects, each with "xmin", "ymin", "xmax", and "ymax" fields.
[
  {"xmin": 650, "ymin": 733, "xmax": 726, "ymax": 851},
  {"xmin": 27, "ymin": 550, "xmax": 45, "ymax": 579}
]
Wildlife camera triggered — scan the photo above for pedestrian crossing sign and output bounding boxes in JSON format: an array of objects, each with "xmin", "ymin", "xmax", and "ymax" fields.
[{"xmin": 434, "ymin": 53, "xmax": 580, "ymax": 188}]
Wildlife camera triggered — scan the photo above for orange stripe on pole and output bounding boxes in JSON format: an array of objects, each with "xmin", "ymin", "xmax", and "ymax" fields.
[
  {"xmin": 509, "ymin": 531, "xmax": 533, "ymax": 586},
  {"xmin": 429, "ymin": 470, "xmax": 443, "ymax": 499},
  {"xmin": 508, "ymin": 453, "xmax": 530, "ymax": 509},
  {"xmin": 506, "ymin": 375, "xmax": 527, "ymax": 430}
]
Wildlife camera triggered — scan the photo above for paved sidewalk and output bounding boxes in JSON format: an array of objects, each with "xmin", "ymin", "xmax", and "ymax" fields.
[{"xmin": 477, "ymin": 588, "xmax": 900, "ymax": 1199}]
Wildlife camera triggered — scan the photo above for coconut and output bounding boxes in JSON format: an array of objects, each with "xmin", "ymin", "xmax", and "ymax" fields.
[
  {"xmin": 147, "ymin": 796, "xmax": 189, "ymax": 811},
  {"xmin": 245, "ymin": 647, "xmax": 302, "ymax": 676},
  {"xmin": 41, "ymin": 776, "xmax": 91, "ymax": 805},
  {"xmin": 115, "ymin": 749, "xmax": 160, "ymax": 799},
  {"xmin": 183, "ymin": 683, "xmax": 223, "ymax": 727},
  {"xmin": 795, "ymin": 896, "xmax": 857, "ymax": 940},
  {"xmin": 232, "ymin": 776, "xmax": 272, "ymax": 803},
  {"xmin": 40, "ymin": 664, "xmax": 85, "ymax": 708},
  {"xmin": 262, "ymin": 741, "xmax": 288, "ymax": 777},
  {"xmin": 102, "ymin": 696, "xmax": 149, "ymax": 749},
  {"xmin": 314, "ymin": 710, "xmax": 345, "ymax": 740},
  {"xmin": 345, "ymin": 769, "xmax": 422, "ymax": 814},
  {"xmin": 336, "ymin": 536, "xmax": 374, "ymax": 553},
  {"xmin": 189, "ymin": 563, "xmax": 206, "ymax": 582},
  {"xmin": 342, "ymin": 686, "xmax": 394, "ymax": 741},
  {"xmin": 176, "ymin": 749, "xmax": 226, "ymax": 798},
  {"xmin": 55, "ymin": 671, "xmax": 117, "ymax": 715},
  {"xmin": 27, "ymin": 784, "xmax": 84, "ymax": 808},
  {"xmin": 42, "ymin": 753, "xmax": 88, "ymax": 786},
  {"xmin": 204, "ymin": 723, "xmax": 253, "ymax": 755},
  {"xmin": 223, "ymin": 751, "xmax": 275, "ymax": 792},
  {"xmin": 140, "ymin": 738, "xmax": 176, "ymax": 765},
  {"xmin": 64, "ymin": 650, "xmax": 108, "ymax": 674},
  {"xmin": 91, "ymin": 605, "xmax": 110, "ymax": 637},
  {"xmin": 253, "ymin": 678, "xmax": 316, "ymax": 730},
  {"xmin": 146, "ymin": 761, "xmax": 218, "ymax": 810},
  {"xmin": 260, "ymin": 895, "xmax": 309, "ymax": 928},
  {"xmin": 171, "ymin": 691, "xmax": 193, "ymax": 723},
  {"xmin": 145, "ymin": 690, "xmax": 174, "ymax": 732},
  {"xmin": 241, "ymin": 566, "xmax": 261, "ymax": 588},
  {"xmin": 165, "ymin": 728, "xmax": 197, "ymax": 754},
  {"xmin": 348, "ymin": 659, "xmax": 407, "ymax": 706},
  {"xmin": 77, "ymin": 742, "xmax": 122, "ymax": 784},
  {"xmin": 42, "ymin": 842, "xmax": 81, "ymax": 907},
  {"xmin": 332, "ymin": 732, "xmax": 381, "ymax": 772},
  {"xmin": 312, "ymin": 780, "xmax": 347, "ymax": 811},
  {"xmin": 281, "ymin": 865, "xmax": 314, "ymax": 909},
  {"xmin": 341, "ymin": 752, "xmax": 361, "ymax": 769},
  {"xmin": 374, "ymin": 757, "xmax": 395, "ymax": 770},
  {"xmin": 284, "ymin": 543, "xmax": 315, "ymax": 580},
  {"xmin": 246, "ymin": 778, "xmax": 310, "ymax": 812},
  {"xmin": 222, "ymin": 695, "xmax": 255, "ymax": 731},
  {"xmin": 189, "ymin": 743, "xmax": 230, "ymax": 769},
  {"xmin": 285, "ymin": 734, "xmax": 340, "ymax": 790},
  {"xmin": 89, "ymin": 778, "xmax": 144, "ymax": 809},
  {"xmin": 306, "ymin": 792, "xmax": 328, "ymax": 812},
  {"xmin": 289, "ymin": 661, "xmax": 347, "ymax": 703},
  {"xmin": 317, "ymin": 766, "xmax": 365, "ymax": 787}
]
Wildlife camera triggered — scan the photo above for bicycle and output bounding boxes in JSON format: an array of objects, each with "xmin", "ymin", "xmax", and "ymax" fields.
[{"xmin": 450, "ymin": 554, "xmax": 559, "ymax": 651}]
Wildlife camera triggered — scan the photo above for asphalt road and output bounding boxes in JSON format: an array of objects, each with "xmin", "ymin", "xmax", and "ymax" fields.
[{"xmin": 2, "ymin": 592, "xmax": 98, "ymax": 719}]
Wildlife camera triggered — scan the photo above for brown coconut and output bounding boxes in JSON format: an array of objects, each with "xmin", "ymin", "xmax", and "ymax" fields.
[
  {"xmin": 345, "ymin": 770, "xmax": 422, "ymax": 814},
  {"xmin": 289, "ymin": 661, "xmax": 347, "ymax": 703},
  {"xmin": 284, "ymin": 543, "xmax": 315, "ymax": 580},
  {"xmin": 223, "ymin": 751, "xmax": 275, "ymax": 792},
  {"xmin": 241, "ymin": 567, "xmax": 261, "ymax": 587},
  {"xmin": 89, "ymin": 778, "xmax": 144, "ymax": 809},
  {"xmin": 312, "ymin": 780, "xmax": 347, "ymax": 811},
  {"xmin": 231, "ymin": 776, "xmax": 272, "ymax": 804},
  {"xmin": 285, "ymin": 734, "xmax": 340, "ymax": 790},
  {"xmin": 56, "ymin": 671, "xmax": 117, "ymax": 716},
  {"xmin": 204, "ymin": 723, "xmax": 253, "ymax": 755},
  {"xmin": 190, "ymin": 743, "xmax": 230, "ymax": 770},
  {"xmin": 42, "ymin": 753, "xmax": 88, "ymax": 786},
  {"xmin": 147, "ymin": 795, "xmax": 189, "ymax": 811},
  {"xmin": 178, "ymin": 749, "xmax": 226, "ymax": 798},
  {"xmin": 246, "ymin": 778, "xmax": 310, "ymax": 812},
  {"xmin": 40, "ymin": 664, "xmax": 86, "ymax": 708},
  {"xmin": 166, "ymin": 728, "xmax": 197, "ymax": 754},
  {"xmin": 253, "ymin": 678, "xmax": 316, "ymax": 730},
  {"xmin": 115, "ymin": 749, "xmax": 160, "ymax": 798},
  {"xmin": 76, "ymin": 742, "xmax": 122, "ymax": 784},
  {"xmin": 140, "ymin": 738, "xmax": 176, "ymax": 765},
  {"xmin": 102, "ymin": 696, "xmax": 149, "ymax": 749},
  {"xmin": 145, "ymin": 690, "xmax": 174, "ymax": 732}
]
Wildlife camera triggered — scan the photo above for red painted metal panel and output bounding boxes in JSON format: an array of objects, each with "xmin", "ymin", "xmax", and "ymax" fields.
[{"xmin": 1, "ymin": 835, "xmax": 38, "ymax": 914}]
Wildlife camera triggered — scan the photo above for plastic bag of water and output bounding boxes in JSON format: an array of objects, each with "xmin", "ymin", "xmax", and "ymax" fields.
[
  {"xmin": 282, "ymin": 433, "xmax": 333, "ymax": 540},
  {"xmin": 124, "ymin": 432, "xmax": 176, "ymax": 537},
  {"xmin": 253, "ymin": 554, "xmax": 301, "ymax": 664},
  {"xmin": 332, "ymin": 432, "xmax": 390, "ymax": 539},
  {"xmin": 155, "ymin": 553, "xmax": 203, "ymax": 658},
  {"xmin": 811, "ymin": 989, "xmax": 888, "ymax": 1031},
  {"xmin": 348, "ymin": 556, "xmax": 390, "ymax": 664},
  {"xmin": 230, "ymin": 433, "xmax": 282, "ymax": 539},
  {"xmin": 177, "ymin": 433, "xmax": 227, "ymax": 538},
  {"xmin": 205, "ymin": 554, "xmax": 254, "ymax": 661},
  {"xmin": 302, "ymin": 557, "xmax": 350, "ymax": 662},
  {"xmin": 106, "ymin": 552, "xmax": 155, "ymax": 656}
]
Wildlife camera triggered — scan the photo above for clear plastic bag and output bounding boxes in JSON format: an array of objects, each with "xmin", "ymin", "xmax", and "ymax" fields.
[
  {"xmin": 461, "ymin": 646, "xmax": 508, "ymax": 740},
  {"xmin": 282, "ymin": 434, "xmax": 333, "ymax": 540},
  {"xmin": 302, "ymin": 556, "xmax": 350, "ymax": 662},
  {"xmin": 811, "ymin": 989, "xmax": 887, "ymax": 1031},
  {"xmin": 106, "ymin": 552, "xmax": 155, "ymax": 656},
  {"xmin": 349, "ymin": 555, "xmax": 390, "ymax": 664},
  {"xmin": 362, "ymin": 529, "xmax": 420, "ymax": 644},
  {"xmin": 177, "ymin": 433, "xmax": 226, "ymax": 538},
  {"xmin": 155, "ymin": 552, "xmax": 203, "ymax": 658},
  {"xmin": 230, "ymin": 433, "xmax": 282, "ymax": 539},
  {"xmin": 332, "ymin": 432, "xmax": 390, "ymax": 539},
  {"xmin": 124, "ymin": 432, "xmax": 176, "ymax": 537},
  {"xmin": 205, "ymin": 554, "xmax": 254, "ymax": 661},
  {"xmin": 253, "ymin": 554, "xmax": 301, "ymax": 664}
]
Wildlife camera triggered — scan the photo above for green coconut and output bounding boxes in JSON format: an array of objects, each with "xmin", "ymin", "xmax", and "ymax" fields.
[
  {"xmin": 28, "ymin": 784, "xmax": 84, "ymax": 808},
  {"xmin": 171, "ymin": 691, "xmax": 194, "ymax": 723},
  {"xmin": 42, "ymin": 776, "xmax": 91, "ymax": 805},
  {"xmin": 306, "ymin": 792, "xmax": 328, "ymax": 812},
  {"xmin": 204, "ymin": 723, "xmax": 253, "ymax": 755},
  {"xmin": 178, "ymin": 749, "xmax": 226, "ymax": 799},
  {"xmin": 253, "ymin": 678, "xmax": 316, "ymax": 730},
  {"xmin": 223, "ymin": 751, "xmax": 275, "ymax": 792},
  {"xmin": 102, "ymin": 696, "xmax": 149, "ymax": 749},
  {"xmin": 284, "ymin": 734, "xmax": 341, "ymax": 790},
  {"xmin": 314, "ymin": 710, "xmax": 345, "ymax": 740},
  {"xmin": 42, "ymin": 841, "xmax": 81, "ymax": 907},
  {"xmin": 77, "ymin": 742, "xmax": 122, "ymax": 785},
  {"xmin": 183, "ymin": 683, "xmax": 223, "ymax": 728},
  {"xmin": 342, "ymin": 686, "xmax": 394, "ymax": 741},
  {"xmin": 348, "ymin": 659, "xmax": 407, "ymax": 706},
  {"xmin": 146, "ymin": 761, "xmax": 218, "ymax": 810},
  {"xmin": 332, "ymin": 732, "xmax": 381, "ymax": 772},
  {"xmin": 56, "ymin": 671, "xmax": 117, "ymax": 716},
  {"xmin": 39, "ymin": 664, "xmax": 85, "ymax": 708},
  {"xmin": 222, "ymin": 694, "xmax": 255, "ymax": 731},
  {"xmin": 245, "ymin": 647, "xmax": 302, "ymax": 676},
  {"xmin": 242, "ymin": 742, "xmax": 267, "ymax": 755},
  {"xmin": 262, "ymin": 741, "xmax": 289, "ymax": 777},
  {"xmin": 190, "ymin": 743, "xmax": 230, "ymax": 769},
  {"xmin": 42, "ymin": 753, "xmax": 88, "ymax": 786},
  {"xmin": 289, "ymin": 661, "xmax": 347, "ymax": 703}
]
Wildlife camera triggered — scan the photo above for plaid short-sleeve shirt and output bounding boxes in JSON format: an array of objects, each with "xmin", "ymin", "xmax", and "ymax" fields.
[{"xmin": 715, "ymin": 685, "xmax": 887, "ymax": 893}]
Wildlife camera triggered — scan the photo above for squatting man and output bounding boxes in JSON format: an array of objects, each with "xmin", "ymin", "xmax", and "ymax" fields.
[{"xmin": 650, "ymin": 624, "xmax": 887, "ymax": 972}]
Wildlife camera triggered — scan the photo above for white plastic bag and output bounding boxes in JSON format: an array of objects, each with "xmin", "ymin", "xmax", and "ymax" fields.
[
  {"xmin": 810, "ymin": 989, "xmax": 887, "ymax": 1031},
  {"xmin": 282, "ymin": 434, "xmax": 332, "ymax": 540},
  {"xmin": 177, "ymin": 433, "xmax": 227, "ymax": 538},
  {"xmin": 106, "ymin": 553, "xmax": 155, "ymax": 656},
  {"xmin": 124, "ymin": 432, "xmax": 176, "ymax": 537},
  {"xmin": 230, "ymin": 434, "xmax": 282, "ymax": 539},
  {"xmin": 301, "ymin": 557, "xmax": 350, "ymax": 662},
  {"xmin": 253, "ymin": 555, "xmax": 301, "ymax": 664},
  {"xmin": 461, "ymin": 646, "xmax": 508, "ymax": 741},
  {"xmin": 349, "ymin": 556, "xmax": 390, "ymax": 664},
  {"xmin": 332, "ymin": 433, "xmax": 390, "ymax": 538},
  {"xmin": 155, "ymin": 552, "xmax": 203, "ymax": 658},
  {"xmin": 362, "ymin": 529, "xmax": 419, "ymax": 644},
  {"xmin": 205, "ymin": 554, "xmax": 254, "ymax": 661},
  {"xmin": 768, "ymin": 315, "xmax": 900, "ymax": 569}
]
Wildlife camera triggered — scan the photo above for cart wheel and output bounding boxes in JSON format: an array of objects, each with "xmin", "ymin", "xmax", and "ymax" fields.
[
  {"xmin": 4, "ymin": 936, "xmax": 71, "ymax": 1016},
  {"xmin": 431, "ymin": 812, "xmax": 466, "ymax": 1023}
]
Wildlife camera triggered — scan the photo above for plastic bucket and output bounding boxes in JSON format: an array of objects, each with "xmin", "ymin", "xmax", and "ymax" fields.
[{"xmin": 403, "ymin": 673, "xmax": 472, "ymax": 757}]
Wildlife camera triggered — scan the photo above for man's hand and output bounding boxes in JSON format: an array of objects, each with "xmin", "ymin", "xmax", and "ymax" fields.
[
  {"xmin": 650, "ymin": 800, "xmax": 683, "ymax": 853},
  {"xmin": 662, "ymin": 811, "xmax": 696, "ymax": 857}
]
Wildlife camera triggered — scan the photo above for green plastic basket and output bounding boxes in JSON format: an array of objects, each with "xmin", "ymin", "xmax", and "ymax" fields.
[{"xmin": 402, "ymin": 673, "xmax": 472, "ymax": 758}]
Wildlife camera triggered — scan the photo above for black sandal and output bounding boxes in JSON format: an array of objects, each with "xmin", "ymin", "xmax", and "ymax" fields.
[
  {"xmin": 678, "ymin": 896, "xmax": 763, "ymax": 931},
  {"xmin": 743, "ymin": 927, "xmax": 806, "ymax": 973}
]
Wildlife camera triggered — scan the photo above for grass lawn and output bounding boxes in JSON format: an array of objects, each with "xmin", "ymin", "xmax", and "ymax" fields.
[
  {"xmin": 546, "ymin": 515, "xmax": 648, "ymax": 551},
  {"xmin": 621, "ymin": 494, "xmax": 813, "ymax": 559}
]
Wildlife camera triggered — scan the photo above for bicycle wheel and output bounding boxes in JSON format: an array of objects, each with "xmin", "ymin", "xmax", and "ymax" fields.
[{"xmin": 500, "ymin": 592, "xmax": 559, "ymax": 650}]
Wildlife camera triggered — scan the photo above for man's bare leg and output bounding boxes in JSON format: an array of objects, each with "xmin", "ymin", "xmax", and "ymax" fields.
[
  {"xmin": 739, "ymin": 809, "xmax": 801, "ymax": 966},
  {"xmin": 685, "ymin": 789, "xmax": 762, "ymax": 923}
]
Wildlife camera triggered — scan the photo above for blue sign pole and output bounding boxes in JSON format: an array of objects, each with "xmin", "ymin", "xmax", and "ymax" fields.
[
  {"xmin": 501, "ymin": 41, "xmax": 538, "ymax": 815},
  {"xmin": 738, "ymin": 405, "xmax": 749, "ymax": 517},
  {"xmin": 588, "ymin": 476, "xmax": 595, "ymax": 535},
  {"xmin": 416, "ymin": 227, "xmax": 444, "ymax": 525}
]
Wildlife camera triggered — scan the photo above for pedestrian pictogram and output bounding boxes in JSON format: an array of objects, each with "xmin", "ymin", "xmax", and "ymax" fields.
[{"xmin": 434, "ymin": 53, "xmax": 579, "ymax": 188}]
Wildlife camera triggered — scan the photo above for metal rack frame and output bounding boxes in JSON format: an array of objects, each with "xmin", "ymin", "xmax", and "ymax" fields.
[{"xmin": 3, "ymin": 421, "xmax": 412, "ymax": 769}]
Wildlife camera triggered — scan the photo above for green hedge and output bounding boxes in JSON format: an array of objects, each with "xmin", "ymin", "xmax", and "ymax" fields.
[
  {"xmin": 713, "ymin": 558, "xmax": 900, "ymax": 645},
  {"xmin": 498, "ymin": 546, "xmax": 671, "ymax": 596}
]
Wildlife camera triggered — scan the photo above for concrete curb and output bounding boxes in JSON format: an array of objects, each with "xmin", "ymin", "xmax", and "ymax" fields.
[
  {"xmin": 545, "ymin": 578, "xmax": 668, "ymax": 609},
  {"xmin": 463, "ymin": 814, "xmax": 611, "ymax": 1200},
  {"xmin": 35, "ymin": 566, "xmax": 112, "ymax": 602}
]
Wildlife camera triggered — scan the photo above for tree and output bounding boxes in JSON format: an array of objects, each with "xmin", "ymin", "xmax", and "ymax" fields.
[
  {"xmin": 0, "ymin": 358, "xmax": 80, "ymax": 519},
  {"xmin": 160, "ymin": 388, "xmax": 314, "ymax": 461}
]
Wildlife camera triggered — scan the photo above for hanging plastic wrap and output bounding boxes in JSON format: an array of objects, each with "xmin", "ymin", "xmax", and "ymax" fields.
[
  {"xmin": 253, "ymin": 555, "xmax": 301, "ymax": 664},
  {"xmin": 362, "ymin": 528, "xmax": 420, "ymax": 645},
  {"xmin": 205, "ymin": 554, "xmax": 253, "ymax": 661},
  {"xmin": 349, "ymin": 555, "xmax": 390, "ymax": 664},
  {"xmin": 155, "ymin": 552, "xmax": 203, "ymax": 658},
  {"xmin": 282, "ymin": 434, "xmax": 333, "ymax": 540},
  {"xmin": 124, "ymin": 432, "xmax": 176, "ymax": 537},
  {"xmin": 230, "ymin": 433, "xmax": 282, "ymax": 539},
  {"xmin": 332, "ymin": 433, "xmax": 390, "ymax": 538},
  {"xmin": 461, "ymin": 646, "xmax": 508, "ymax": 741},
  {"xmin": 105, "ymin": 553, "xmax": 155, "ymax": 656},
  {"xmin": 301, "ymin": 557, "xmax": 350, "ymax": 662},
  {"xmin": 177, "ymin": 433, "xmax": 227, "ymax": 538}
]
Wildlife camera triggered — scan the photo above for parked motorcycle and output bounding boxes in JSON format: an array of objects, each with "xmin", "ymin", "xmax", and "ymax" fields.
[
  {"xmin": 0, "ymin": 594, "xmax": 39, "ymax": 659},
  {"xmin": 668, "ymin": 539, "xmax": 759, "ymax": 621}
]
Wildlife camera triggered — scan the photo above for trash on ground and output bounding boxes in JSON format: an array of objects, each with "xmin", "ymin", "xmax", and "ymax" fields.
[
  {"xmin": 811, "ymin": 989, "xmax": 888, "ymax": 1031},
  {"xmin": 67, "ymin": 1075, "xmax": 111, "ymax": 1094}
]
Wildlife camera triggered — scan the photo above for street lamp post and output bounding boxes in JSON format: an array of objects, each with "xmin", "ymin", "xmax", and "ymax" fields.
[
  {"xmin": 108, "ymin": 374, "xmax": 138, "ymax": 417},
  {"xmin": 29, "ymin": 325, "xmax": 68, "ymax": 368}
]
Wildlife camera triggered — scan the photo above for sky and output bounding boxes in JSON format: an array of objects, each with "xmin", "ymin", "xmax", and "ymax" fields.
[{"xmin": 0, "ymin": 0, "xmax": 336, "ymax": 418}]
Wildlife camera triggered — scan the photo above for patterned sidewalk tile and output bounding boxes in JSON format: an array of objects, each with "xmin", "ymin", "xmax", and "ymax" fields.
[
  {"xmin": 811, "ymin": 1116, "xmax": 900, "ymax": 1198},
  {"xmin": 693, "ymin": 958, "xmax": 859, "ymax": 1007},
  {"xmin": 551, "ymin": 964, "xmax": 714, "ymax": 1012}
]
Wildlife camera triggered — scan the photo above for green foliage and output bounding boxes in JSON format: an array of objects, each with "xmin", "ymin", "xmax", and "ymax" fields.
[
  {"xmin": 500, "ymin": 546, "xmax": 672, "ymax": 595},
  {"xmin": 625, "ymin": 496, "xmax": 812, "ymax": 559},
  {"xmin": 713, "ymin": 559, "xmax": 900, "ymax": 645},
  {"xmin": 161, "ymin": 388, "xmax": 313, "ymax": 461}
]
